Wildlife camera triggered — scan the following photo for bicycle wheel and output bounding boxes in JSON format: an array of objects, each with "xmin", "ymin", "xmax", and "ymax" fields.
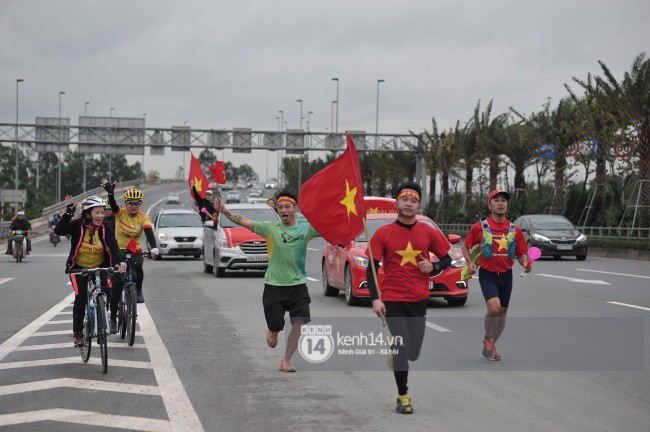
[
  {"xmin": 126, "ymin": 283, "xmax": 137, "ymax": 347},
  {"xmin": 118, "ymin": 294, "xmax": 127, "ymax": 339},
  {"xmin": 80, "ymin": 308, "xmax": 92, "ymax": 363},
  {"xmin": 96, "ymin": 295, "xmax": 109, "ymax": 374}
]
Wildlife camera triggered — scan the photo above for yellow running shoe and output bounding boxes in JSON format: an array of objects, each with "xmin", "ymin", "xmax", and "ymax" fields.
[{"xmin": 396, "ymin": 395, "xmax": 413, "ymax": 414}]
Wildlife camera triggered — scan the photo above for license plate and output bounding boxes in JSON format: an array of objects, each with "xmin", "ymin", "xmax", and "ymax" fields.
[
  {"xmin": 177, "ymin": 244, "xmax": 193, "ymax": 249},
  {"xmin": 247, "ymin": 254, "xmax": 268, "ymax": 262},
  {"xmin": 557, "ymin": 245, "xmax": 573, "ymax": 250}
]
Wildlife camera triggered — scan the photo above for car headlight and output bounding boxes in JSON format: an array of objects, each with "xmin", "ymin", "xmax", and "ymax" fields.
[
  {"xmin": 158, "ymin": 232, "xmax": 169, "ymax": 241},
  {"xmin": 217, "ymin": 237, "xmax": 229, "ymax": 248},
  {"xmin": 577, "ymin": 234, "xmax": 587, "ymax": 242},
  {"xmin": 451, "ymin": 257, "xmax": 466, "ymax": 268},
  {"xmin": 532, "ymin": 233, "xmax": 550, "ymax": 242},
  {"xmin": 352, "ymin": 256, "xmax": 369, "ymax": 267}
]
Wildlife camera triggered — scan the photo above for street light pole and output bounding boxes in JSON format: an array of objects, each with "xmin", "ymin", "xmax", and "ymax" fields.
[
  {"xmin": 307, "ymin": 111, "xmax": 313, "ymax": 131},
  {"xmin": 110, "ymin": 107, "xmax": 114, "ymax": 117},
  {"xmin": 278, "ymin": 110, "xmax": 284, "ymax": 131},
  {"xmin": 15, "ymin": 79, "xmax": 24, "ymax": 192},
  {"xmin": 142, "ymin": 113, "xmax": 147, "ymax": 180},
  {"xmin": 84, "ymin": 101, "xmax": 90, "ymax": 116},
  {"xmin": 275, "ymin": 116, "xmax": 280, "ymax": 131},
  {"xmin": 82, "ymin": 102, "xmax": 90, "ymax": 192},
  {"xmin": 375, "ymin": 79, "xmax": 385, "ymax": 146},
  {"xmin": 296, "ymin": 99, "xmax": 303, "ymax": 130},
  {"xmin": 330, "ymin": 100, "xmax": 337, "ymax": 132},
  {"xmin": 331, "ymin": 77, "xmax": 339, "ymax": 133},
  {"xmin": 57, "ymin": 91, "xmax": 65, "ymax": 201}
]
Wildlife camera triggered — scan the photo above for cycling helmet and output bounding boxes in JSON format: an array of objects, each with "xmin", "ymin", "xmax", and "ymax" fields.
[
  {"xmin": 124, "ymin": 189, "xmax": 144, "ymax": 201},
  {"xmin": 104, "ymin": 199, "xmax": 112, "ymax": 210},
  {"xmin": 81, "ymin": 196, "xmax": 106, "ymax": 211}
]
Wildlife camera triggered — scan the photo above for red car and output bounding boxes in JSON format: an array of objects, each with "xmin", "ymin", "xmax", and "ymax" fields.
[{"xmin": 321, "ymin": 197, "xmax": 469, "ymax": 306}]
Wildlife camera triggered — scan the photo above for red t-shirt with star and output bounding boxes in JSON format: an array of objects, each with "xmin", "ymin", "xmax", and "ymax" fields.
[
  {"xmin": 370, "ymin": 221, "xmax": 451, "ymax": 302},
  {"xmin": 464, "ymin": 217, "xmax": 527, "ymax": 273}
]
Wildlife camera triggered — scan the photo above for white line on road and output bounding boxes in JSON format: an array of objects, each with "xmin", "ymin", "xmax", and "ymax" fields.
[
  {"xmin": 138, "ymin": 304, "xmax": 205, "ymax": 432},
  {"xmin": 42, "ymin": 319, "xmax": 73, "ymax": 325},
  {"xmin": 0, "ymin": 409, "xmax": 172, "ymax": 432},
  {"xmin": 537, "ymin": 273, "xmax": 611, "ymax": 285},
  {"xmin": 0, "ymin": 378, "xmax": 160, "ymax": 397},
  {"xmin": 0, "ymin": 357, "xmax": 152, "ymax": 370},
  {"xmin": 577, "ymin": 268, "xmax": 650, "ymax": 280},
  {"xmin": 607, "ymin": 301, "xmax": 650, "ymax": 311},
  {"xmin": 31, "ymin": 330, "xmax": 71, "ymax": 337},
  {"xmin": 426, "ymin": 321, "xmax": 452, "ymax": 332},
  {"xmin": 0, "ymin": 278, "xmax": 14, "ymax": 285},
  {"xmin": 307, "ymin": 276, "xmax": 319, "ymax": 282},
  {"xmin": 28, "ymin": 253, "xmax": 68, "ymax": 257},
  {"xmin": 0, "ymin": 292, "xmax": 74, "ymax": 362},
  {"xmin": 56, "ymin": 310, "xmax": 72, "ymax": 314},
  {"xmin": 15, "ymin": 342, "xmax": 147, "ymax": 351},
  {"xmin": 307, "ymin": 248, "xmax": 320, "ymax": 252}
]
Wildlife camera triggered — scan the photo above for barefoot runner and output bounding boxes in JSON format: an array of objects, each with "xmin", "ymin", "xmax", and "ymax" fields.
[
  {"xmin": 460, "ymin": 190, "xmax": 531, "ymax": 361},
  {"xmin": 368, "ymin": 181, "xmax": 453, "ymax": 414},
  {"xmin": 214, "ymin": 190, "xmax": 322, "ymax": 372}
]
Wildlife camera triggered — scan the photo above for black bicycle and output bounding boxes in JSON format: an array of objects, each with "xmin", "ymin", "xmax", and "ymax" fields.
[
  {"xmin": 70, "ymin": 267, "xmax": 117, "ymax": 373},
  {"xmin": 118, "ymin": 252, "xmax": 149, "ymax": 346}
]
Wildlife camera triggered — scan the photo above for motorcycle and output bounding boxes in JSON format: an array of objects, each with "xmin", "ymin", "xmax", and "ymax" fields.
[
  {"xmin": 49, "ymin": 228, "xmax": 60, "ymax": 247},
  {"xmin": 11, "ymin": 230, "xmax": 27, "ymax": 263}
]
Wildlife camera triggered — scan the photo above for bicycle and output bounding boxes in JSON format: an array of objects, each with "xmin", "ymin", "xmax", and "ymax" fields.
[
  {"xmin": 69, "ymin": 267, "xmax": 117, "ymax": 374},
  {"xmin": 118, "ymin": 251, "xmax": 149, "ymax": 346}
]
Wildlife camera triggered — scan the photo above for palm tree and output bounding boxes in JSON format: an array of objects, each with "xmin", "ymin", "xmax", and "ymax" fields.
[
  {"xmin": 409, "ymin": 118, "xmax": 441, "ymax": 205},
  {"xmin": 457, "ymin": 120, "xmax": 479, "ymax": 204},
  {"xmin": 596, "ymin": 52, "xmax": 650, "ymax": 212},
  {"xmin": 474, "ymin": 100, "xmax": 509, "ymax": 191}
]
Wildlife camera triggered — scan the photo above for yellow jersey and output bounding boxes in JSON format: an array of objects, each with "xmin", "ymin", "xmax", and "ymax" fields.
[
  {"xmin": 114, "ymin": 207, "xmax": 153, "ymax": 250},
  {"xmin": 75, "ymin": 228, "xmax": 104, "ymax": 268}
]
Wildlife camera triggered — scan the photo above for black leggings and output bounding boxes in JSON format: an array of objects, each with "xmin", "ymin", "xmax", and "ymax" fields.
[
  {"xmin": 70, "ymin": 271, "xmax": 108, "ymax": 334},
  {"xmin": 385, "ymin": 300, "xmax": 427, "ymax": 395},
  {"xmin": 110, "ymin": 256, "xmax": 143, "ymax": 317}
]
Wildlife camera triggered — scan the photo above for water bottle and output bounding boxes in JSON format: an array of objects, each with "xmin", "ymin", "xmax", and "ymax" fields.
[{"xmin": 88, "ymin": 294, "xmax": 95, "ymax": 319}]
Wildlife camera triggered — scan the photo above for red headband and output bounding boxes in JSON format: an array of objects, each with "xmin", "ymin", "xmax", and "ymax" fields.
[
  {"xmin": 397, "ymin": 189, "xmax": 421, "ymax": 202},
  {"xmin": 277, "ymin": 196, "xmax": 296, "ymax": 205}
]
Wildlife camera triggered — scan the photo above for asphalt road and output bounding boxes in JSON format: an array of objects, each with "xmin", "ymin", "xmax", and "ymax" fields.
[{"xmin": 0, "ymin": 183, "xmax": 648, "ymax": 431}]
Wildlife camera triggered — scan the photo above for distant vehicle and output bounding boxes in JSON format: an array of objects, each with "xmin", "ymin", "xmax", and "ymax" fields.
[
  {"xmin": 235, "ymin": 182, "xmax": 246, "ymax": 190},
  {"xmin": 166, "ymin": 193, "xmax": 181, "ymax": 205},
  {"xmin": 151, "ymin": 209, "xmax": 204, "ymax": 259},
  {"xmin": 247, "ymin": 192, "xmax": 262, "ymax": 204},
  {"xmin": 222, "ymin": 182, "xmax": 235, "ymax": 191},
  {"xmin": 250, "ymin": 185, "xmax": 264, "ymax": 195},
  {"xmin": 202, "ymin": 204, "xmax": 280, "ymax": 277},
  {"xmin": 264, "ymin": 182, "xmax": 277, "ymax": 189},
  {"xmin": 513, "ymin": 214, "xmax": 588, "ymax": 260},
  {"xmin": 226, "ymin": 192, "xmax": 241, "ymax": 204},
  {"xmin": 246, "ymin": 181, "xmax": 256, "ymax": 188}
]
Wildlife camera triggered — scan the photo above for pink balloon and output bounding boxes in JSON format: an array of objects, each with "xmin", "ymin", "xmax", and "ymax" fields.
[{"xmin": 528, "ymin": 247, "xmax": 542, "ymax": 261}]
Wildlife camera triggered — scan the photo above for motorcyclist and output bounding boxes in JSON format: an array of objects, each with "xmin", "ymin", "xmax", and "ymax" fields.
[
  {"xmin": 5, "ymin": 211, "xmax": 32, "ymax": 255},
  {"xmin": 49, "ymin": 214, "xmax": 62, "ymax": 243}
]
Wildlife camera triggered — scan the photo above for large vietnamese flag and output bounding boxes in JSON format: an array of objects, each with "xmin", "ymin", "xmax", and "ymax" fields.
[
  {"xmin": 299, "ymin": 132, "xmax": 366, "ymax": 245},
  {"xmin": 188, "ymin": 152, "xmax": 210, "ymax": 200},
  {"xmin": 209, "ymin": 161, "xmax": 226, "ymax": 184}
]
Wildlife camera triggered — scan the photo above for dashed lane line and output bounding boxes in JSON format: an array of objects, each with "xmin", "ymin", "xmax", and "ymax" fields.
[
  {"xmin": 607, "ymin": 301, "xmax": 650, "ymax": 312},
  {"xmin": 537, "ymin": 273, "xmax": 611, "ymax": 285},
  {"xmin": 576, "ymin": 268, "xmax": 650, "ymax": 280},
  {"xmin": 0, "ymin": 357, "xmax": 152, "ymax": 370},
  {"xmin": 0, "ymin": 409, "xmax": 172, "ymax": 432},
  {"xmin": 307, "ymin": 276, "xmax": 319, "ymax": 282},
  {"xmin": 426, "ymin": 321, "xmax": 452, "ymax": 332},
  {"xmin": 0, "ymin": 378, "xmax": 160, "ymax": 397},
  {"xmin": 0, "ymin": 278, "xmax": 14, "ymax": 285}
]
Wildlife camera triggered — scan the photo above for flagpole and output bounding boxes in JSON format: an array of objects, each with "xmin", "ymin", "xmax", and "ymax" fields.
[{"xmin": 362, "ymin": 217, "xmax": 386, "ymax": 327}]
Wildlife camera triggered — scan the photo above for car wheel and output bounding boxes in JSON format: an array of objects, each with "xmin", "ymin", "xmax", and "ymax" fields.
[
  {"xmin": 214, "ymin": 251, "xmax": 225, "ymax": 277},
  {"xmin": 447, "ymin": 296, "xmax": 467, "ymax": 306},
  {"xmin": 193, "ymin": 253, "xmax": 201, "ymax": 259},
  {"xmin": 576, "ymin": 254, "xmax": 587, "ymax": 261},
  {"xmin": 322, "ymin": 261, "xmax": 339, "ymax": 297},
  {"xmin": 203, "ymin": 247, "xmax": 213, "ymax": 273},
  {"xmin": 553, "ymin": 255, "xmax": 561, "ymax": 260},
  {"xmin": 344, "ymin": 266, "xmax": 359, "ymax": 306}
]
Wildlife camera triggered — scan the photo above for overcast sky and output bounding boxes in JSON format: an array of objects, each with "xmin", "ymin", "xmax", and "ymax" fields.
[{"xmin": 2, "ymin": 0, "xmax": 648, "ymax": 180}]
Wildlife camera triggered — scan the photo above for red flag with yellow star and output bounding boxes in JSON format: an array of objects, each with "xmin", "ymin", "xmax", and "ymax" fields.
[
  {"xmin": 299, "ymin": 132, "xmax": 366, "ymax": 244},
  {"xmin": 188, "ymin": 152, "xmax": 210, "ymax": 200},
  {"xmin": 209, "ymin": 161, "xmax": 226, "ymax": 184}
]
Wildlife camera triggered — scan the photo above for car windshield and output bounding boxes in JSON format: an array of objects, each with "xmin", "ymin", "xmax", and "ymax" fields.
[
  {"xmin": 530, "ymin": 217, "xmax": 575, "ymax": 230},
  {"xmin": 220, "ymin": 208, "xmax": 278, "ymax": 228},
  {"xmin": 354, "ymin": 217, "xmax": 437, "ymax": 242},
  {"xmin": 249, "ymin": 193, "xmax": 260, "ymax": 198},
  {"xmin": 158, "ymin": 213, "xmax": 203, "ymax": 228}
]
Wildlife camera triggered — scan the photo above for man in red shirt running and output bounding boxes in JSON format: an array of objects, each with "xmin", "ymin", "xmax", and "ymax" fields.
[
  {"xmin": 461, "ymin": 190, "xmax": 531, "ymax": 361},
  {"xmin": 368, "ymin": 181, "xmax": 453, "ymax": 414}
]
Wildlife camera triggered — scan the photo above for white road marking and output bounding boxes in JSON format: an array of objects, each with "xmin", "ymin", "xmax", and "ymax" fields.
[
  {"xmin": 0, "ymin": 278, "xmax": 14, "ymax": 285},
  {"xmin": 537, "ymin": 273, "xmax": 611, "ymax": 285},
  {"xmin": 577, "ymin": 268, "xmax": 650, "ymax": 280},
  {"xmin": 0, "ymin": 409, "xmax": 172, "ymax": 432},
  {"xmin": 57, "ymin": 310, "xmax": 73, "ymax": 314},
  {"xmin": 307, "ymin": 276, "xmax": 319, "ymax": 282},
  {"xmin": 0, "ymin": 357, "xmax": 152, "ymax": 370},
  {"xmin": 307, "ymin": 248, "xmax": 320, "ymax": 252},
  {"xmin": 15, "ymin": 342, "xmax": 146, "ymax": 351},
  {"xmin": 426, "ymin": 321, "xmax": 452, "ymax": 332},
  {"xmin": 139, "ymin": 304, "xmax": 205, "ymax": 432},
  {"xmin": 0, "ymin": 378, "xmax": 160, "ymax": 397},
  {"xmin": 42, "ymin": 319, "xmax": 73, "ymax": 325},
  {"xmin": 607, "ymin": 301, "xmax": 650, "ymax": 311},
  {"xmin": 0, "ymin": 292, "xmax": 74, "ymax": 362},
  {"xmin": 28, "ymin": 253, "xmax": 68, "ymax": 257},
  {"xmin": 32, "ymin": 330, "xmax": 71, "ymax": 337}
]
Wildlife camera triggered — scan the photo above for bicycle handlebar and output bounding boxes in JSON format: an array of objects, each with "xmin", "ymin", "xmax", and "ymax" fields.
[{"xmin": 67, "ymin": 267, "xmax": 119, "ymax": 275}]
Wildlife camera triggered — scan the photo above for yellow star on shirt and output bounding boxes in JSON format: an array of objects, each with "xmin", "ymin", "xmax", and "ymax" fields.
[
  {"xmin": 194, "ymin": 177, "xmax": 203, "ymax": 192},
  {"xmin": 339, "ymin": 179, "xmax": 358, "ymax": 219},
  {"xmin": 494, "ymin": 237, "xmax": 509, "ymax": 252},
  {"xmin": 395, "ymin": 242, "xmax": 422, "ymax": 267}
]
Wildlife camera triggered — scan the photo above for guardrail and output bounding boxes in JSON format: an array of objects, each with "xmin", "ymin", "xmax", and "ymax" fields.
[{"xmin": 436, "ymin": 223, "xmax": 649, "ymax": 240}]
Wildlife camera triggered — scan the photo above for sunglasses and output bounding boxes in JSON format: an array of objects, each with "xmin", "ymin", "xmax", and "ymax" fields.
[{"xmin": 126, "ymin": 201, "xmax": 142, "ymax": 206}]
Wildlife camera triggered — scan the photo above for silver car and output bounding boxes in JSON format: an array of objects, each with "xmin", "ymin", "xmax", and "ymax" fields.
[
  {"xmin": 151, "ymin": 209, "xmax": 204, "ymax": 259},
  {"xmin": 226, "ymin": 192, "xmax": 241, "ymax": 204},
  {"xmin": 202, "ymin": 204, "xmax": 279, "ymax": 277}
]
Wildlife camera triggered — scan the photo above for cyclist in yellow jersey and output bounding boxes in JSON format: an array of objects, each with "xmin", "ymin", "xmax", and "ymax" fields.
[{"xmin": 102, "ymin": 180, "xmax": 159, "ymax": 332}]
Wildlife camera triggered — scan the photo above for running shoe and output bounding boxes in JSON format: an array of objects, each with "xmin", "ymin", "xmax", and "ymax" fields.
[
  {"xmin": 109, "ymin": 318, "xmax": 117, "ymax": 335},
  {"xmin": 482, "ymin": 337, "xmax": 495, "ymax": 359},
  {"xmin": 136, "ymin": 289, "xmax": 145, "ymax": 303},
  {"xmin": 396, "ymin": 395, "xmax": 414, "ymax": 414},
  {"xmin": 279, "ymin": 359, "xmax": 296, "ymax": 372},
  {"xmin": 489, "ymin": 343, "xmax": 501, "ymax": 361},
  {"xmin": 266, "ymin": 330, "xmax": 278, "ymax": 348},
  {"xmin": 73, "ymin": 332, "xmax": 84, "ymax": 346}
]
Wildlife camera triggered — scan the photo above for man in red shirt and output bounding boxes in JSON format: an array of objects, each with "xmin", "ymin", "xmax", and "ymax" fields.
[
  {"xmin": 461, "ymin": 190, "xmax": 531, "ymax": 361},
  {"xmin": 367, "ymin": 181, "xmax": 452, "ymax": 414}
]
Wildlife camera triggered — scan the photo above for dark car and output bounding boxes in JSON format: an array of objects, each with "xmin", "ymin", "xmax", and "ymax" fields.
[{"xmin": 513, "ymin": 215, "xmax": 588, "ymax": 260}]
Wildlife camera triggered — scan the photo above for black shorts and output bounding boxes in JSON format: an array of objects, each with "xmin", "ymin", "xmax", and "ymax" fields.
[
  {"xmin": 262, "ymin": 283, "xmax": 311, "ymax": 332},
  {"xmin": 478, "ymin": 268, "xmax": 513, "ymax": 308}
]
